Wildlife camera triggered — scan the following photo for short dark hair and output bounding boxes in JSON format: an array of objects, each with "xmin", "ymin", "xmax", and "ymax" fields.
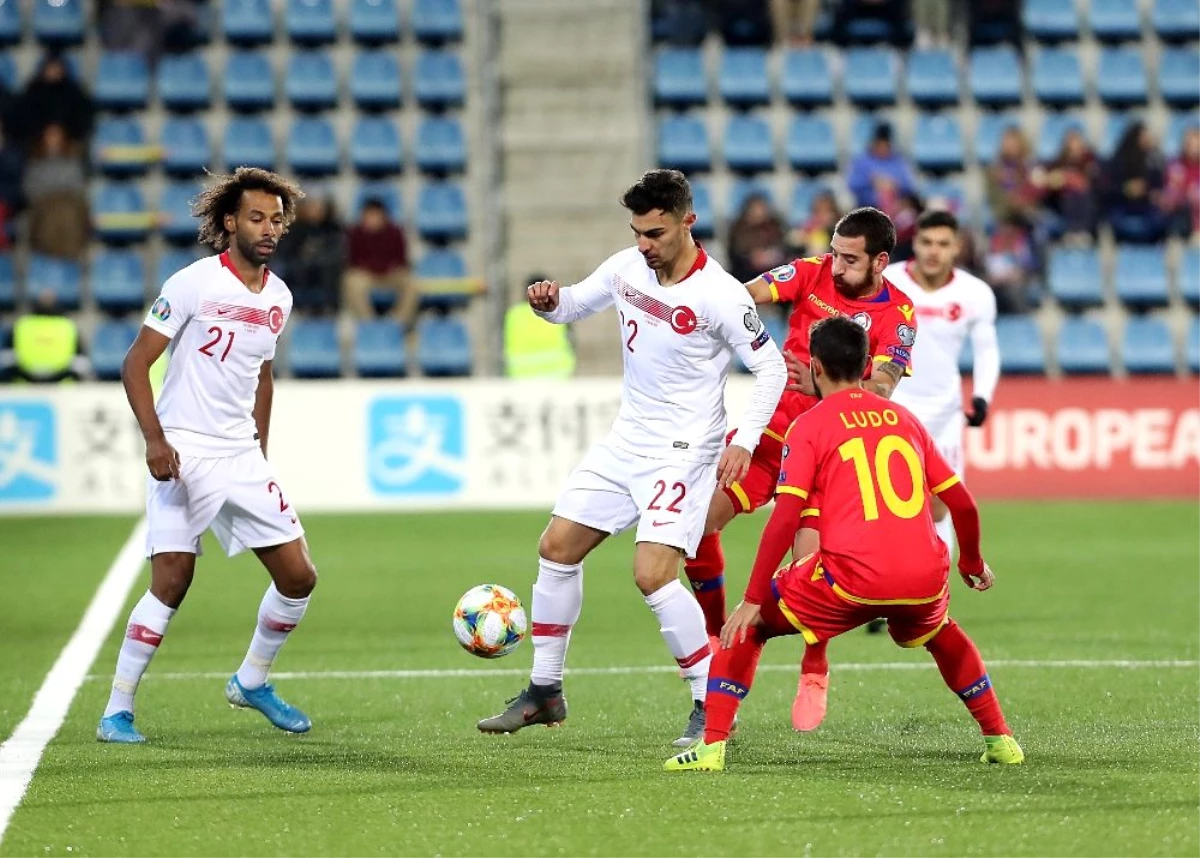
[
  {"xmin": 620, "ymin": 169, "xmax": 692, "ymax": 218},
  {"xmin": 809, "ymin": 316, "xmax": 869, "ymax": 384},
  {"xmin": 916, "ymin": 209, "xmax": 959, "ymax": 233},
  {"xmin": 833, "ymin": 206, "xmax": 897, "ymax": 257},
  {"xmin": 193, "ymin": 167, "xmax": 304, "ymax": 251}
]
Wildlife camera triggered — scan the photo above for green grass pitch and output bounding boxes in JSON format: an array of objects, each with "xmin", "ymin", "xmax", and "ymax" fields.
[{"xmin": 0, "ymin": 501, "xmax": 1197, "ymax": 857}]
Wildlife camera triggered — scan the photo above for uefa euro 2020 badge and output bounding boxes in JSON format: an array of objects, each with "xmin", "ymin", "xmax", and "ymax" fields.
[{"xmin": 151, "ymin": 296, "xmax": 172, "ymax": 322}]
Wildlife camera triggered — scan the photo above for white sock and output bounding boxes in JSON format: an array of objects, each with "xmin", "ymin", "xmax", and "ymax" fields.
[
  {"xmin": 235, "ymin": 584, "xmax": 310, "ymax": 690},
  {"xmin": 529, "ymin": 557, "xmax": 583, "ymax": 687},
  {"xmin": 104, "ymin": 591, "xmax": 175, "ymax": 717},
  {"xmin": 644, "ymin": 579, "xmax": 711, "ymax": 702},
  {"xmin": 936, "ymin": 515, "xmax": 957, "ymax": 560}
]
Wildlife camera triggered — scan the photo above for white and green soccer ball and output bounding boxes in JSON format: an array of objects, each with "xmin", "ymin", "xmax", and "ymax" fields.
[{"xmin": 453, "ymin": 584, "xmax": 527, "ymax": 659}]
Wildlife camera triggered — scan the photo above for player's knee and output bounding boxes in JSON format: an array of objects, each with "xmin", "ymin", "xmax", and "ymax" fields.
[
  {"xmin": 632, "ymin": 563, "xmax": 674, "ymax": 596},
  {"xmin": 537, "ymin": 527, "xmax": 582, "ymax": 565},
  {"xmin": 150, "ymin": 554, "xmax": 194, "ymax": 608}
]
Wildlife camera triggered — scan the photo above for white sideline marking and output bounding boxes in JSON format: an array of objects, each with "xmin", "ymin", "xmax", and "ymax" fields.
[
  {"xmin": 85, "ymin": 658, "xmax": 1199, "ymax": 683},
  {"xmin": 0, "ymin": 518, "xmax": 148, "ymax": 846}
]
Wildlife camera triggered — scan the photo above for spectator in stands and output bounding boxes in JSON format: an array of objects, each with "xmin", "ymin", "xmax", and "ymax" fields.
[
  {"xmin": 8, "ymin": 54, "xmax": 95, "ymax": 152},
  {"xmin": 0, "ymin": 121, "xmax": 22, "ymax": 251},
  {"xmin": 1042, "ymin": 129, "xmax": 1099, "ymax": 243},
  {"xmin": 716, "ymin": 0, "xmax": 773, "ymax": 45},
  {"xmin": 984, "ymin": 215, "xmax": 1037, "ymax": 314},
  {"xmin": 6, "ymin": 289, "xmax": 87, "ymax": 383},
  {"xmin": 727, "ymin": 194, "xmax": 792, "ymax": 283},
  {"xmin": 98, "ymin": 0, "xmax": 164, "ymax": 66},
  {"xmin": 790, "ymin": 189, "xmax": 840, "ymax": 258},
  {"xmin": 771, "ymin": 0, "xmax": 819, "ymax": 46},
  {"xmin": 342, "ymin": 199, "xmax": 417, "ymax": 328},
  {"xmin": 890, "ymin": 191, "xmax": 923, "ymax": 261},
  {"xmin": 23, "ymin": 123, "xmax": 89, "ymax": 262},
  {"xmin": 1164, "ymin": 127, "xmax": 1200, "ymax": 241},
  {"xmin": 505, "ymin": 273, "xmax": 576, "ymax": 379},
  {"xmin": 847, "ymin": 122, "xmax": 917, "ymax": 214},
  {"xmin": 986, "ymin": 127, "xmax": 1043, "ymax": 232},
  {"xmin": 275, "ymin": 192, "xmax": 345, "ymax": 316},
  {"xmin": 1104, "ymin": 121, "xmax": 1168, "ymax": 244}
]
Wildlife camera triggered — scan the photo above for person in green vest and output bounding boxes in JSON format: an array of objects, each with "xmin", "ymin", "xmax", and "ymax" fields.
[
  {"xmin": 10, "ymin": 288, "xmax": 87, "ymax": 382},
  {"xmin": 504, "ymin": 272, "xmax": 576, "ymax": 378}
]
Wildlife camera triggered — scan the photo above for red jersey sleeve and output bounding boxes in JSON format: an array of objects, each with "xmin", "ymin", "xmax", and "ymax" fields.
[
  {"xmin": 760, "ymin": 255, "xmax": 828, "ymax": 305},
  {"xmin": 870, "ymin": 298, "xmax": 918, "ymax": 378}
]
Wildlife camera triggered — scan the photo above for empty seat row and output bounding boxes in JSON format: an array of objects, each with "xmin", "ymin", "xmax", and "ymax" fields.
[
  {"xmin": 1024, "ymin": 0, "xmax": 1200, "ymax": 43},
  {"xmin": 1049, "ymin": 246, "xmax": 1200, "ymax": 309},
  {"xmin": 656, "ymin": 45, "xmax": 1200, "ymax": 110},
  {"xmin": 94, "ymin": 116, "xmax": 467, "ymax": 177},
  {"xmin": 0, "ymin": 0, "xmax": 463, "ymax": 47},
  {"xmin": 288, "ymin": 316, "xmax": 471, "ymax": 378},
  {"xmin": 94, "ymin": 50, "xmax": 465, "ymax": 112}
]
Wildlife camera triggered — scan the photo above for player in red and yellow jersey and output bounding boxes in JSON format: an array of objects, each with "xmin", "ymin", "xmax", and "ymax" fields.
[
  {"xmin": 682, "ymin": 207, "xmax": 917, "ymax": 729},
  {"xmin": 665, "ymin": 317, "xmax": 1023, "ymax": 772}
]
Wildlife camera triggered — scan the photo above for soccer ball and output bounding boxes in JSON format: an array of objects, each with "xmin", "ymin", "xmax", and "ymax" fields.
[{"xmin": 453, "ymin": 584, "xmax": 527, "ymax": 659}]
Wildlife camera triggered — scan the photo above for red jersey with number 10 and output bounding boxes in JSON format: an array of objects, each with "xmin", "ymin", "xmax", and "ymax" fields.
[
  {"xmin": 777, "ymin": 388, "xmax": 962, "ymax": 602},
  {"xmin": 761, "ymin": 255, "xmax": 916, "ymax": 438}
]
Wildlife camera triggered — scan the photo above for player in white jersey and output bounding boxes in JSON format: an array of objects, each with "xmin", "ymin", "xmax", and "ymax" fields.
[
  {"xmin": 886, "ymin": 209, "xmax": 1000, "ymax": 557},
  {"xmin": 97, "ymin": 168, "xmax": 317, "ymax": 744},
  {"xmin": 477, "ymin": 170, "xmax": 787, "ymax": 746}
]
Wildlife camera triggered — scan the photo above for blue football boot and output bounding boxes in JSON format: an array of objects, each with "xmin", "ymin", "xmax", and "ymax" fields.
[
  {"xmin": 224, "ymin": 675, "xmax": 311, "ymax": 734},
  {"xmin": 97, "ymin": 710, "xmax": 146, "ymax": 744}
]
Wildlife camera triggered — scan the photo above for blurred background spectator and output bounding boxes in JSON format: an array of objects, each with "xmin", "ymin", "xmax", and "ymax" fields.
[
  {"xmin": 6, "ymin": 54, "xmax": 94, "ymax": 153},
  {"xmin": 1105, "ymin": 121, "xmax": 1168, "ymax": 244},
  {"xmin": 23, "ymin": 124, "xmax": 89, "ymax": 262},
  {"xmin": 790, "ymin": 190, "xmax": 841, "ymax": 258},
  {"xmin": 3, "ymin": 289, "xmax": 88, "ymax": 383},
  {"xmin": 1164, "ymin": 127, "xmax": 1200, "ymax": 241},
  {"xmin": 848, "ymin": 122, "xmax": 917, "ymax": 213},
  {"xmin": 343, "ymin": 199, "xmax": 417, "ymax": 328},
  {"xmin": 1042, "ymin": 129, "xmax": 1100, "ymax": 244},
  {"xmin": 727, "ymin": 193, "xmax": 792, "ymax": 283},
  {"xmin": 275, "ymin": 192, "xmax": 345, "ymax": 316}
]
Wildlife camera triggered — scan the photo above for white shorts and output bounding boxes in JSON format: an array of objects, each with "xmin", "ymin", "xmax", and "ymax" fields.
[
  {"xmin": 145, "ymin": 447, "xmax": 305, "ymax": 559},
  {"xmin": 922, "ymin": 411, "xmax": 965, "ymax": 477},
  {"xmin": 552, "ymin": 440, "xmax": 717, "ymax": 559}
]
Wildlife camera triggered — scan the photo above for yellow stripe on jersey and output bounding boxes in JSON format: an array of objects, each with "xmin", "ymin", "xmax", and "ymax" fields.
[
  {"xmin": 930, "ymin": 474, "xmax": 962, "ymax": 495},
  {"xmin": 776, "ymin": 486, "xmax": 808, "ymax": 500},
  {"xmin": 777, "ymin": 599, "xmax": 820, "ymax": 645},
  {"xmin": 763, "ymin": 427, "xmax": 786, "ymax": 444},
  {"xmin": 729, "ymin": 481, "xmax": 752, "ymax": 512}
]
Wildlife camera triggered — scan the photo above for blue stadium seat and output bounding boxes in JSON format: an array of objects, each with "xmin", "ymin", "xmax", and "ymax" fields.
[
  {"xmin": 728, "ymin": 179, "xmax": 774, "ymax": 221},
  {"xmin": 1152, "ymin": 0, "xmax": 1200, "ymax": 41},
  {"xmin": 654, "ymin": 48, "xmax": 707, "ymax": 107},
  {"xmin": 1049, "ymin": 247, "xmax": 1104, "ymax": 308},
  {"xmin": 1038, "ymin": 113, "xmax": 1087, "ymax": 162},
  {"xmin": 286, "ymin": 51, "xmax": 338, "ymax": 111},
  {"xmin": 224, "ymin": 117, "xmax": 275, "ymax": 170},
  {"xmin": 350, "ymin": 0, "xmax": 400, "ymax": 43},
  {"xmin": 288, "ymin": 319, "xmax": 342, "ymax": 378},
  {"xmin": 691, "ymin": 180, "xmax": 714, "ymax": 239},
  {"xmin": 1023, "ymin": 0, "xmax": 1079, "ymax": 41},
  {"xmin": 414, "ymin": 50, "xmax": 465, "ymax": 108},
  {"xmin": 970, "ymin": 46, "xmax": 1022, "ymax": 107},
  {"xmin": 1090, "ymin": 0, "xmax": 1141, "ymax": 41},
  {"xmin": 1114, "ymin": 245, "xmax": 1170, "ymax": 308},
  {"xmin": 1160, "ymin": 48, "xmax": 1200, "ymax": 107},
  {"xmin": 159, "ymin": 181, "xmax": 201, "ymax": 244},
  {"xmin": 161, "ymin": 117, "xmax": 210, "ymax": 176},
  {"xmin": 353, "ymin": 319, "xmax": 408, "ymax": 377},
  {"xmin": 33, "ymin": 0, "xmax": 83, "ymax": 45},
  {"xmin": 789, "ymin": 179, "xmax": 832, "ymax": 225},
  {"xmin": 906, "ymin": 49, "xmax": 958, "ymax": 107},
  {"xmin": 975, "ymin": 113, "xmax": 1021, "ymax": 164},
  {"xmin": 1164, "ymin": 113, "xmax": 1199, "ymax": 159},
  {"xmin": 0, "ymin": 0, "xmax": 20, "ymax": 46},
  {"xmin": 91, "ymin": 250, "xmax": 146, "ymax": 314},
  {"xmin": 416, "ymin": 182, "xmax": 468, "ymax": 241},
  {"xmin": 724, "ymin": 115, "xmax": 773, "ymax": 173},
  {"xmin": 1097, "ymin": 47, "xmax": 1148, "ymax": 107},
  {"xmin": 719, "ymin": 48, "xmax": 769, "ymax": 107},
  {"xmin": 92, "ymin": 117, "xmax": 151, "ymax": 177},
  {"xmin": 1122, "ymin": 317, "xmax": 1176, "ymax": 374},
  {"xmin": 353, "ymin": 181, "xmax": 402, "ymax": 220},
  {"xmin": 91, "ymin": 320, "xmax": 140, "ymax": 380},
  {"xmin": 95, "ymin": 52, "xmax": 150, "ymax": 111},
  {"xmin": 912, "ymin": 114, "xmax": 963, "ymax": 173},
  {"xmin": 843, "ymin": 48, "xmax": 896, "ymax": 106},
  {"xmin": 781, "ymin": 49, "xmax": 833, "ymax": 107},
  {"xmin": 658, "ymin": 115, "xmax": 711, "ymax": 173},
  {"xmin": 416, "ymin": 249, "xmax": 469, "ymax": 311},
  {"xmin": 996, "ymin": 317, "xmax": 1046, "ymax": 374},
  {"xmin": 158, "ymin": 53, "xmax": 211, "ymax": 111},
  {"xmin": 223, "ymin": 0, "xmax": 273, "ymax": 44},
  {"xmin": 350, "ymin": 50, "xmax": 402, "ymax": 109},
  {"xmin": 1180, "ymin": 246, "xmax": 1200, "ymax": 306},
  {"xmin": 1033, "ymin": 48, "xmax": 1085, "ymax": 107},
  {"xmin": 0, "ymin": 255, "xmax": 14, "ymax": 311},
  {"xmin": 786, "ymin": 116, "xmax": 837, "ymax": 173},
  {"xmin": 412, "ymin": 0, "xmax": 463, "ymax": 43},
  {"xmin": 1188, "ymin": 317, "xmax": 1200, "ymax": 373},
  {"xmin": 417, "ymin": 315, "xmax": 471, "ymax": 376},
  {"xmin": 415, "ymin": 116, "xmax": 466, "ymax": 173},
  {"xmin": 224, "ymin": 52, "xmax": 275, "ymax": 111},
  {"xmin": 27, "ymin": 254, "xmax": 81, "ymax": 310},
  {"xmin": 849, "ymin": 114, "xmax": 881, "ymax": 157},
  {"xmin": 286, "ymin": 0, "xmax": 336, "ymax": 44},
  {"xmin": 921, "ymin": 177, "xmax": 967, "ymax": 214},
  {"xmin": 287, "ymin": 117, "xmax": 340, "ymax": 176},
  {"xmin": 351, "ymin": 117, "xmax": 402, "ymax": 175},
  {"xmin": 1057, "ymin": 318, "xmax": 1112, "ymax": 374},
  {"xmin": 93, "ymin": 183, "xmax": 152, "ymax": 244},
  {"xmin": 156, "ymin": 248, "xmax": 202, "ymax": 285}
]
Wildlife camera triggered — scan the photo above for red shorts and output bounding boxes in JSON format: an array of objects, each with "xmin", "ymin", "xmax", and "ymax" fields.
[
  {"xmin": 722, "ymin": 431, "xmax": 821, "ymax": 527},
  {"xmin": 770, "ymin": 554, "xmax": 949, "ymax": 648}
]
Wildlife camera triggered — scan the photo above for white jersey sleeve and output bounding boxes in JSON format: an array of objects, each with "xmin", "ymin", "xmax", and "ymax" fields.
[
  {"xmin": 706, "ymin": 289, "xmax": 786, "ymax": 453},
  {"xmin": 969, "ymin": 288, "xmax": 1000, "ymax": 403},
  {"xmin": 535, "ymin": 250, "xmax": 624, "ymax": 325},
  {"xmin": 144, "ymin": 272, "xmax": 199, "ymax": 340}
]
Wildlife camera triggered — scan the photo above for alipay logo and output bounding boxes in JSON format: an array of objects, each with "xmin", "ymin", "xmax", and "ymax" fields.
[
  {"xmin": 0, "ymin": 402, "xmax": 57, "ymax": 502},
  {"xmin": 368, "ymin": 396, "xmax": 465, "ymax": 496}
]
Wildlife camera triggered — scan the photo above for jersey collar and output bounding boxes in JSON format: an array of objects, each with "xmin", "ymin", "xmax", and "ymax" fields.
[
  {"xmin": 676, "ymin": 242, "xmax": 707, "ymax": 284},
  {"xmin": 220, "ymin": 250, "xmax": 270, "ymax": 290}
]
